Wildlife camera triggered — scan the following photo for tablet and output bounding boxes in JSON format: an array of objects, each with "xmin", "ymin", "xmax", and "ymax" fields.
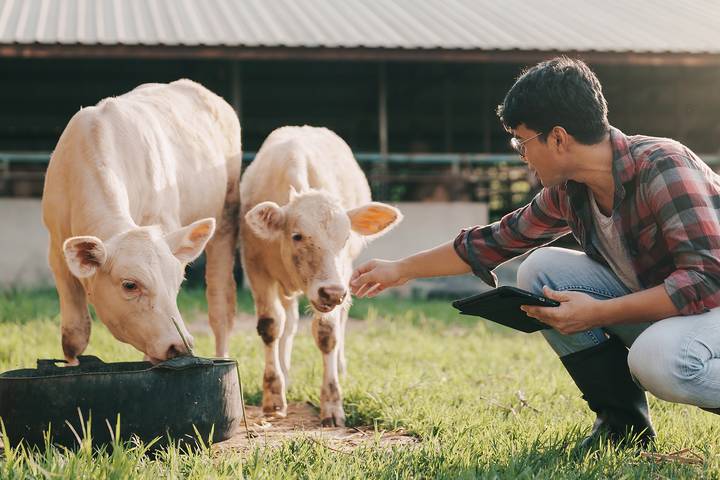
[{"xmin": 452, "ymin": 286, "xmax": 560, "ymax": 333}]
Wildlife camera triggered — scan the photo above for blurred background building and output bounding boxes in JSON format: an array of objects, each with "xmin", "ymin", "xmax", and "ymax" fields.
[{"xmin": 1, "ymin": 0, "xmax": 719, "ymax": 292}]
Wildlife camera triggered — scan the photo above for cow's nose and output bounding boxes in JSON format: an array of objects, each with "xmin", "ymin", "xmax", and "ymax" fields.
[
  {"xmin": 165, "ymin": 344, "xmax": 183, "ymax": 360},
  {"xmin": 318, "ymin": 285, "xmax": 347, "ymax": 306},
  {"xmin": 165, "ymin": 336, "xmax": 194, "ymax": 360}
]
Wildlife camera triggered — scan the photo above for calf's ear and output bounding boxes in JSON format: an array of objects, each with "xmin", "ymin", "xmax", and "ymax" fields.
[
  {"xmin": 347, "ymin": 202, "xmax": 403, "ymax": 237},
  {"xmin": 165, "ymin": 217, "xmax": 216, "ymax": 263},
  {"xmin": 63, "ymin": 236, "xmax": 107, "ymax": 278},
  {"xmin": 245, "ymin": 201, "xmax": 285, "ymax": 240}
]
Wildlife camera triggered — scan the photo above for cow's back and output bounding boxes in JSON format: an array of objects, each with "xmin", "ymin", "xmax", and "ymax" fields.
[
  {"xmin": 43, "ymin": 79, "xmax": 241, "ymax": 239},
  {"xmin": 240, "ymin": 126, "xmax": 370, "ymax": 214}
]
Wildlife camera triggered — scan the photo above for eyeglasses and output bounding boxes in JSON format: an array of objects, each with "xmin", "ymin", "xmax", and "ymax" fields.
[{"xmin": 510, "ymin": 132, "xmax": 543, "ymax": 158}]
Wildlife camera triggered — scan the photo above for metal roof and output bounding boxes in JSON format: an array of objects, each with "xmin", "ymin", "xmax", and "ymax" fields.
[{"xmin": 0, "ymin": 0, "xmax": 719, "ymax": 54}]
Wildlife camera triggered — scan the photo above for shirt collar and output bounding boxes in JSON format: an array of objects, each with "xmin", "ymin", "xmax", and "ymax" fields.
[
  {"xmin": 609, "ymin": 126, "xmax": 638, "ymax": 195},
  {"xmin": 564, "ymin": 126, "xmax": 637, "ymax": 217}
]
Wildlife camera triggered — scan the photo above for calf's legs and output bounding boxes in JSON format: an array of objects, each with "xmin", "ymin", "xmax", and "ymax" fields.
[
  {"xmin": 248, "ymin": 277, "xmax": 289, "ymax": 417},
  {"xmin": 312, "ymin": 311, "xmax": 346, "ymax": 427}
]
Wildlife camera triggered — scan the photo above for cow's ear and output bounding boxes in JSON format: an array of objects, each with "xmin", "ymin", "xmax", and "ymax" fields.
[
  {"xmin": 347, "ymin": 202, "xmax": 403, "ymax": 237},
  {"xmin": 165, "ymin": 217, "xmax": 216, "ymax": 263},
  {"xmin": 63, "ymin": 236, "xmax": 107, "ymax": 278},
  {"xmin": 245, "ymin": 201, "xmax": 285, "ymax": 240}
]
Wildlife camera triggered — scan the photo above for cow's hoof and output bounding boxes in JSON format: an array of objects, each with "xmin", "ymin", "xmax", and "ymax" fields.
[
  {"xmin": 262, "ymin": 404, "xmax": 287, "ymax": 418},
  {"xmin": 320, "ymin": 410, "xmax": 346, "ymax": 427}
]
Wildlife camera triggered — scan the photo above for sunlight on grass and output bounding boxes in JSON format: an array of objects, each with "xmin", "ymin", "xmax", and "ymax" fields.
[{"xmin": 0, "ymin": 288, "xmax": 718, "ymax": 478}]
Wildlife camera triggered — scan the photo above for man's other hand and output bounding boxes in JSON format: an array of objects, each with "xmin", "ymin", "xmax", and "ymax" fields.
[{"xmin": 521, "ymin": 286, "xmax": 602, "ymax": 334}]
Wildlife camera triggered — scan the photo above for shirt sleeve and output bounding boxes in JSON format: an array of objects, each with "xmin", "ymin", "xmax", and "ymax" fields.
[
  {"xmin": 453, "ymin": 186, "xmax": 571, "ymax": 286},
  {"xmin": 641, "ymin": 153, "xmax": 720, "ymax": 315}
]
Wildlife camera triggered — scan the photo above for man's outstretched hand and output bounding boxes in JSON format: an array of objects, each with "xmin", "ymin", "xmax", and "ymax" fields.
[{"xmin": 350, "ymin": 259, "xmax": 409, "ymax": 298}]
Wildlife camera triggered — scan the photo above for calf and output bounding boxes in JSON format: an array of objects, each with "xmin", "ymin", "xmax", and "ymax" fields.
[
  {"xmin": 42, "ymin": 79, "xmax": 242, "ymax": 364},
  {"xmin": 240, "ymin": 126, "xmax": 401, "ymax": 426}
]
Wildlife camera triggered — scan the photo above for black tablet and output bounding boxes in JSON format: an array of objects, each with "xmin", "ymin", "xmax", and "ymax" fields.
[{"xmin": 452, "ymin": 286, "xmax": 560, "ymax": 333}]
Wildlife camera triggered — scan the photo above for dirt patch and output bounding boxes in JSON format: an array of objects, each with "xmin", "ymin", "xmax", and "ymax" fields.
[
  {"xmin": 192, "ymin": 313, "xmax": 409, "ymax": 452},
  {"xmin": 214, "ymin": 403, "xmax": 418, "ymax": 453}
]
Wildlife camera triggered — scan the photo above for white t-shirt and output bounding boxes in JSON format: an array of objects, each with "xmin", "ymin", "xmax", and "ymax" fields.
[{"xmin": 588, "ymin": 189, "xmax": 642, "ymax": 292}]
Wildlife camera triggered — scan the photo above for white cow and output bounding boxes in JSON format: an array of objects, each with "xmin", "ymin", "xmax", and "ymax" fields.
[
  {"xmin": 241, "ymin": 126, "xmax": 402, "ymax": 426},
  {"xmin": 42, "ymin": 79, "xmax": 242, "ymax": 365}
]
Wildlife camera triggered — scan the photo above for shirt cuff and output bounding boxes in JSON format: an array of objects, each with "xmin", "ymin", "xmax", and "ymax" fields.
[
  {"xmin": 664, "ymin": 272, "xmax": 708, "ymax": 315},
  {"xmin": 453, "ymin": 228, "xmax": 498, "ymax": 287}
]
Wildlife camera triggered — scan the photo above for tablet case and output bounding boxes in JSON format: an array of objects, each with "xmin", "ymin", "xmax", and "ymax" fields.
[{"xmin": 452, "ymin": 286, "xmax": 559, "ymax": 333}]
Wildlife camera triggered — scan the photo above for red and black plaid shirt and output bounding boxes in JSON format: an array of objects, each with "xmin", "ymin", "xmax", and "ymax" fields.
[{"xmin": 454, "ymin": 127, "xmax": 720, "ymax": 315}]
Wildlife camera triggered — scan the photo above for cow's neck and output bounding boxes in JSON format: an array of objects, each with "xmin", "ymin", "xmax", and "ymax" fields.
[
  {"xmin": 70, "ymin": 170, "xmax": 142, "ymax": 240},
  {"xmin": 71, "ymin": 191, "xmax": 138, "ymax": 241}
]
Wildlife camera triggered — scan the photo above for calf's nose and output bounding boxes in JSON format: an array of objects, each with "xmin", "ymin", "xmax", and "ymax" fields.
[{"xmin": 318, "ymin": 285, "xmax": 347, "ymax": 306}]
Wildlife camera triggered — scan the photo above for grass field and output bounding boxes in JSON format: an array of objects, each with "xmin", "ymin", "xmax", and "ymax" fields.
[{"xmin": 1, "ymin": 288, "xmax": 719, "ymax": 479}]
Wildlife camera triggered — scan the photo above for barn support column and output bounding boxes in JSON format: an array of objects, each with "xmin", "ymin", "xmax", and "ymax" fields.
[
  {"xmin": 377, "ymin": 62, "xmax": 389, "ymax": 199},
  {"xmin": 230, "ymin": 60, "xmax": 242, "ymax": 122}
]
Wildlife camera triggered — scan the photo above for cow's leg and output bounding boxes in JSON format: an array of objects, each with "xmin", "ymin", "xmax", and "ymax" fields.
[
  {"xmin": 204, "ymin": 214, "xmax": 238, "ymax": 358},
  {"xmin": 337, "ymin": 306, "xmax": 348, "ymax": 376},
  {"xmin": 312, "ymin": 311, "xmax": 345, "ymax": 427},
  {"xmin": 247, "ymin": 271, "xmax": 288, "ymax": 417},
  {"xmin": 49, "ymin": 246, "xmax": 91, "ymax": 366},
  {"xmin": 279, "ymin": 295, "xmax": 299, "ymax": 381}
]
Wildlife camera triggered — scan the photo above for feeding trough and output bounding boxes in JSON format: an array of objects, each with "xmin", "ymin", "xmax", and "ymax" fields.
[{"xmin": 0, "ymin": 355, "xmax": 247, "ymax": 450}]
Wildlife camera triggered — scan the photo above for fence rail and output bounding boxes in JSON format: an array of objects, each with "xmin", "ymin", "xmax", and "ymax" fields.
[{"xmin": 3, "ymin": 151, "xmax": 720, "ymax": 218}]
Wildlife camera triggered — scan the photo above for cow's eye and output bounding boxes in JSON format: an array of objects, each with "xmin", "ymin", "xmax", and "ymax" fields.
[
  {"xmin": 122, "ymin": 280, "xmax": 138, "ymax": 291},
  {"xmin": 291, "ymin": 233, "xmax": 303, "ymax": 242}
]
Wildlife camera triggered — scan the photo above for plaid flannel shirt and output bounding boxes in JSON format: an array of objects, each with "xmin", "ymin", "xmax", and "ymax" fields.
[{"xmin": 454, "ymin": 127, "xmax": 720, "ymax": 315}]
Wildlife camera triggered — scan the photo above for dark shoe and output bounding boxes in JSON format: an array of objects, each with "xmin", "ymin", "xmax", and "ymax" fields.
[{"xmin": 561, "ymin": 335, "xmax": 656, "ymax": 450}]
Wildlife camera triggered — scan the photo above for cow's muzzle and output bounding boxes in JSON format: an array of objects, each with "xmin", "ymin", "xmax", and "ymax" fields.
[{"xmin": 313, "ymin": 285, "xmax": 347, "ymax": 312}]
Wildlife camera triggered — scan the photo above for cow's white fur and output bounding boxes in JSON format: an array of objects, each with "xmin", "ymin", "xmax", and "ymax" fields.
[
  {"xmin": 42, "ymin": 79, "xmax": 242, "ymax": 364},
  {"xmin": 240, "ymin": 126, "xmax": 401, "ymax": 426}
]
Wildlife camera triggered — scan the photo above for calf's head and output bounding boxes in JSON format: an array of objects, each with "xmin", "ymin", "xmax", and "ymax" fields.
[
  {"xmin": 62, "ymin": 218, "xmax": 215, "ymax": 362},
  {"xmin": 245, "ymin": 190, "xmax": 401, "ymax": 314}
]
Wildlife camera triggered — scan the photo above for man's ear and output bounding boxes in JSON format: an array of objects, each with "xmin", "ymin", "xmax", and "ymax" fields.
[
  {"xmin": 552, "ymin": 126, "xmax": 569, "ymax": 151},
  {"xmin": 245, "ymin": 202, "xmax": 285, "ymax": 240},
  {"xmin": 347, "ymin": 202, "xmax": 403, "ymax": 238},
  {"xmin": 165, "ymin": 218, "xmax": 216, "ymax": 263},
  {"xmin": 63, "ymin": 236, "xmax": 107, "ymax": 278}
]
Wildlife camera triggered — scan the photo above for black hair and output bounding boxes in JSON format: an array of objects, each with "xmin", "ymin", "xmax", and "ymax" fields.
[{"xmin": 497, "ymin": 57, "xmax": 609, "ymax": 145}]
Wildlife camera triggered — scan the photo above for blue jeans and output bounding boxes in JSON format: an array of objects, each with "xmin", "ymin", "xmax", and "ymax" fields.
[{"xmin": 516, "ymin": 247, "xmax": 720, "ymax": 409}]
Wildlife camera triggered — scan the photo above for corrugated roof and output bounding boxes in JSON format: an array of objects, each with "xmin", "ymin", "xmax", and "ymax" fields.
[{"xmin": 0, "ymin": 0, "xmax": 719, "ymax": 54}]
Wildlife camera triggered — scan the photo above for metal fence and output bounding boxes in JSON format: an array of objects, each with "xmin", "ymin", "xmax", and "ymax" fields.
[{"xmin": 4, "ymin": 151, "xmax": 720, "ymax": 220}]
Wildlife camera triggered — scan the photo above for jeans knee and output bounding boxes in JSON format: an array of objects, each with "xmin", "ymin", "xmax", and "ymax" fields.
[
  {"xmin": 627, "ymin": 338, "xmax": 649, "ymax": 386},
  {"xmin": 516, "ymin": 248, "xmax": 554, "ymax": 292},
  {"xmin": 628, "ymin": 326, "xmax": 713, "ymax": 404}
]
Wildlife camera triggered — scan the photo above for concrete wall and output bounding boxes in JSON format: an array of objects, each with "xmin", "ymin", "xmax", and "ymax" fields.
[
  {"xmin": 0, "ymin": 199, "xmax": 520, "ymax": 295},
  {"xmin": 0, "ymin": 199, "xmax": 52, "ymax": 289},
  {"xmin": 357, "ymin": 202, "xmax": 487, "ymax": 264},
  {"xmin": 356, "ymin": 201, "xmax": 522, "ymax": 297}
]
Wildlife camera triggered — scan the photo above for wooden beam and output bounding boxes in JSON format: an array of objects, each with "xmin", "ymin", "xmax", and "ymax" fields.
[
  {"xmin": 2, "ymin": 44, "xmax": 719, "ymax": 66},
  {"xmin": 229, "ymin": 60, "xmax": 242, "ymax": 121},
  {"xmin": 378, "ymin": 62, "xmax": 388, "ymax": 157},
  {"xmin": 443, "ymin": 68, "xmax": 453, "ymax": 153},
  {"xmin": 377, "ymin": 62, "xmax": 389, "ymax": 199}
]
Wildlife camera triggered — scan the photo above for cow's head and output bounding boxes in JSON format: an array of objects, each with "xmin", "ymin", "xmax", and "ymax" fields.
[
  {"xmin": 62, "ymin": 218, "xmax": 215, "ymax": 363},
  {"xmin": 245, "ymin": 189, "xmax": 401, "ymax": 314}
]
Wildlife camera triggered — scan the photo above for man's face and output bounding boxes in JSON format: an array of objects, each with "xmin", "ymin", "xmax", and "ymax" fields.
[{"xmin": 511, "ymin": 124, "xmax": 564, "ymax": 188}]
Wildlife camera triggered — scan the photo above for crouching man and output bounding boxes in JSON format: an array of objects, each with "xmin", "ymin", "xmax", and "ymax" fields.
[{"xmin": 351, "ymin": 57, "xmax": 720, "ymax": 449}]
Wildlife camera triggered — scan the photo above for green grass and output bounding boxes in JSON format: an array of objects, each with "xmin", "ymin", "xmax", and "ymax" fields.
[{"xmin": 1, "ymin": 288, "xmax": 719, "ymax": 478}]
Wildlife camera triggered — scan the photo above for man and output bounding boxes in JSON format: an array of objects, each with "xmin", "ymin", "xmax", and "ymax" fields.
[{"xmin": 350, "ymin": 57, "xmax": 720, "ymax": 448}]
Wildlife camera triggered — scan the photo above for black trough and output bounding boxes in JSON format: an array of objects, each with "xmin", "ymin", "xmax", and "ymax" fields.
[{"xmin": 0, "ymin": 355, "xmax": 245, "ymax": 450}]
